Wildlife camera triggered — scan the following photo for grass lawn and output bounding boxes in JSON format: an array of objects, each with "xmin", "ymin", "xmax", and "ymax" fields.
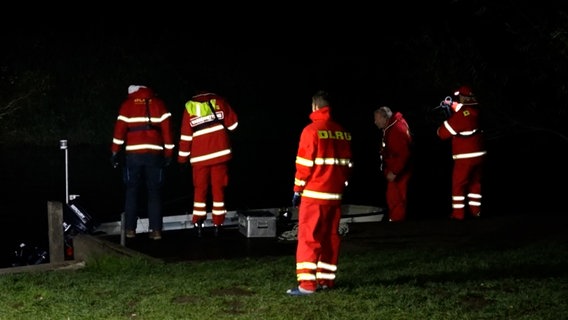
[{"xmin": 0, "ymin": 215, "xmax": 565, "ymax": 319}]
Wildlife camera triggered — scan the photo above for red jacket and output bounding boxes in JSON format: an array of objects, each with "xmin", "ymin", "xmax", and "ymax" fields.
[
  {"xmin": 381, "ymin": 112, "xmax": 412, "ymax": 175},
  {"xmin": 177, "ymin": 92, "xmax": 238, "ymax": 166},
  {"xmin": 293, "ymin": 107, "xmax": 353, "ymax": 205},
  {"xmin": 437, "ymin": 102, "xmax": 486, "ymax": 159},
  {"xmin": 111, "ymin": 87, "xmax": 174, "ymax": 157}
]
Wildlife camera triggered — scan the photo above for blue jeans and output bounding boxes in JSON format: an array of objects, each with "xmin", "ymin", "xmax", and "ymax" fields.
[{"xmin": 123, "ymin": 153, "xmax": 165, "ymax": 231}]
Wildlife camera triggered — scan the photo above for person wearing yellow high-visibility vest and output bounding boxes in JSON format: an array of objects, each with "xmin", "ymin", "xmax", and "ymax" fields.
[{"xmin": 177, "ymin": 91, "xmax": 238, "ymax": 236}]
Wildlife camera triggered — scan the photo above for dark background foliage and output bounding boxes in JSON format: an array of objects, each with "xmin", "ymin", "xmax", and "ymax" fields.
[
  {"xmin": 0, "ymin": 2, "xmax": 567, "ymax": 232},
  {"xmin": 1, "ymin": 1, "xmax": 567, "ymax": 145}
]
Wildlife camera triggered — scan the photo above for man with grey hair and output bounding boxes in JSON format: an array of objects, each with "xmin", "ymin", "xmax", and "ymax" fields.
[{"xmin": 374, "ymin": 106, "xmax": 413, "ymax": 222}]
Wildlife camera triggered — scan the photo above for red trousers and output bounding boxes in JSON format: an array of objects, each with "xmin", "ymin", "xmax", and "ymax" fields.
[
  {"xmin": 450, "ymin": 157, "xmax": 484, "ymax": 220},
  {"xmin": 295, "ymin": 201, "xmax": 342, "ymax": 292},
  {"xmin": 385, "ymin": 171, "xmax": 411, "ymax": 222},
  {"xmin": 192, "ymin": 163, "xmax": 228, "ymax": 225}
]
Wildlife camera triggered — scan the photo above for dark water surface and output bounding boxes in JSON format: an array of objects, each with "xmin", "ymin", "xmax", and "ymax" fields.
[{"xmin": 1, "ymin": 130, "xmax": 566, "ymax": 265}]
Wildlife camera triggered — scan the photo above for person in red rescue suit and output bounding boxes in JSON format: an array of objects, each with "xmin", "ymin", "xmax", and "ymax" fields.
[
  {"xmin": 110, "ymin": 85, "xmax": 175, "ymax": 240},
  {"xmin": 374, "ymin": 106, "xmax": 413, "ymax": 222},
  {"xmin": 286, "ymin": 90, "xmax": 353, "ymax": 296},
  {"xmin": 177, "ymin": 91, "xmax": 238, "ymax": 234},
  {"xmin": 437, "ymin": 85, "xmax": 486, "ymax": 220}
]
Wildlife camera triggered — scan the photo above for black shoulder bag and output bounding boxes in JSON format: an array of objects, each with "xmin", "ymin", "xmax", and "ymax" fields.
[{"xmin": 207, "ymin": 101, "xmax": 226, "ymax": 130}]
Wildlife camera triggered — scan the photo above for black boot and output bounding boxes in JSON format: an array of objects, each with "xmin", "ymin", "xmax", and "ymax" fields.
[
  {"xmin": 194, "ymin": 223, "xmax": 203, "ymax": 238},
  {"xmin": 214, "ymin": 224, "xmax": 221, "ymax": 237}
]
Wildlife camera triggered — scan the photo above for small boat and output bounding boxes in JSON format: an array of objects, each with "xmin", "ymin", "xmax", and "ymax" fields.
[{"xmin": 96, "ymin": 204, "xmax": 385, "ymax": 240}]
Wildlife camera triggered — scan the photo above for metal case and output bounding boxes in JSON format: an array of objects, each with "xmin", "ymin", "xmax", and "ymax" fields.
[{"xmin": 238, "ymin": 211, "xmax": 277, "ymax": 238}]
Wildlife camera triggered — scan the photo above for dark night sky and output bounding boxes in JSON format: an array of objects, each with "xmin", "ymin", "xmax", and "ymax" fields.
[
  {"xmin": 2, "ymin": 2, "xmax": 567, "ymax": 153},
  {"xmin": 4, "ymin": 3, "xmax": 565, "ymax": 104},
  {"xmin": 1, "ymin": 2, "xmax": 567, "ymax": 217}
]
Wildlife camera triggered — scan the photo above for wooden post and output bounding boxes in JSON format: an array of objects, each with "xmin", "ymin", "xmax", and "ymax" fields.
[
  {"xmin": 120, "ymin": 212, "xmax": 126, "ymax": 246},
  {"xmin": 47, "ymin": 201, "xmax": 65, "ymax": 263}
]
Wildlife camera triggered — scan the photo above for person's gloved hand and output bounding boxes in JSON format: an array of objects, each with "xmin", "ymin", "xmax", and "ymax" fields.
[
  {"xmin": 292, "ymin": 192, "xmax": 301, "ymax": 207},
  {"xmin": 110, "ymin": 152, "xmax": 120, "ymax": 169},
  {"xmin": 162, "ymin": 157, "xmax": 172, "ymax": 168}
]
